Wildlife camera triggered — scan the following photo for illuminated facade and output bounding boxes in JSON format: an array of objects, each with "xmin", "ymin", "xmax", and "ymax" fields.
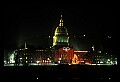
[
  {"xmin": 4, "ymin": 15, "xmax": 117, "ymax": 66},
  {"xmin": 54, "ymin": 47, "xmax": 74, "ymax": 64},
  {"xmin": 50, "ymin": 15, "xmax": 117, "ymax": 65},
  {"xmin": 52, "ymin": 15, "xmax": 73, "ymax": 64},
  {"xmin": 73, "ymin": 51, "xmax": 88, "ymax": 64}
]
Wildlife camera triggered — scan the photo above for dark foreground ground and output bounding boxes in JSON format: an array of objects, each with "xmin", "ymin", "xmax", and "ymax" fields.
[{"xmin": 2, "ymin": 65, "xmax": 118, "ymax": 81}]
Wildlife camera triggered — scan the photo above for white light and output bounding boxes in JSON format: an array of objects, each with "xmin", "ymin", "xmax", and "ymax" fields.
[
  {"xmin": 100, "ymin": 61, "xmax": 103, "ymax": 63},
  {"xmin": 97, "ymin": 64, "xmax": 101, "ymax": 65},
  {"xmin": 108, "ymin": 59, "xmax": 110, "ymax": 61},
  {"xmin": 37, "ymin": 77, "xmax": 38, "ymax": 79},
  {"xmin": 36, "ymin": 61, "xmax": 40, "ymax": 63},
  {"xmin": 54, "ymin": 64, "xmax": 58, "ymax": 65},
  {"xmin": 45, "ymin": 60, "xmax": 47, "ymax": 63},
  {"xmin": 108, "ymin": 36, "xmax": 111, "ymax": 38},
  {"xmin": 63, "ymin": 47, "xmax": 70, "ymax": 51},
  {"xmin": 98, "ymin": 51, "xmax": 101, "ymax": 53},
  {"xmin": 47, "ymin": 58, "xmax": 50, "ymax": 60},
  {"xmin": 109, "ymin": 78, "xmax": 111, "ymax": 80},
  {"xmin": 4, "ymin": 61, "xmax": 6, "ymax": 63},
  {"xmin": 59, "ymin": 58, "xmax": 61, "ymax": 60},
  {"xmin": 91, "ymin": 64, "xmax": 97, "ymax": 65},
  {"xmin": 61, "ymin": 14, "xmax": 62, "ymax": 18},
  {"xmin": 49, "ymin": 36, "xmax": 50, "ymax": 38},
  {"xmin": 58, "ymin": 61, "xmax": 60, "ymax": 63},
  {"xmin": 20, "ymin": 58, "xmax": 22, "ymax": 59}
]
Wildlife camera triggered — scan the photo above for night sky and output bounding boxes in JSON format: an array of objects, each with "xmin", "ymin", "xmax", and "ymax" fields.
[{"xmin": 4, "ymin": 3, "xmax": 116, "ymax": 53}]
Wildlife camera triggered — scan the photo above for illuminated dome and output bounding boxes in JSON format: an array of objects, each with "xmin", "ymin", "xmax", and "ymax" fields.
[
  {"xmin": 53, "ymin": 15, "xmax": 69, "ymax": 47},
  {"xmin": 55, "ymin": 27, "xmax": 68, "ymax": 36}
]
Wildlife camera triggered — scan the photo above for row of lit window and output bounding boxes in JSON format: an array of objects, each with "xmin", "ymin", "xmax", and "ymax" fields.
[{"xmin": 57, "ymin": 39, "xmax": 68, "ymax": 43}]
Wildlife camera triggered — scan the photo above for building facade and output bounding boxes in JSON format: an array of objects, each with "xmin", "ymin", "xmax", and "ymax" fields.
[
  {"xmin": 52, "ymin": 15, "xmax": 74, "ymax": 64},
  {"xmin": 4, "ymin": 15, "xmax": 117, "ymax": 66}
]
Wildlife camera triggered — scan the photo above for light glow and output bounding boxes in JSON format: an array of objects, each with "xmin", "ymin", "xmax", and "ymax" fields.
[
  {"xmin": 37, "ymin": 77, "xmax": 38, "ymax": 79},
  {"xmin": 36, "ymin": 61, "xmax": 40, "ymax": 64},
  {"xmin": 20, "ymin": 58, "xmax": 22, "ymax": 59}
]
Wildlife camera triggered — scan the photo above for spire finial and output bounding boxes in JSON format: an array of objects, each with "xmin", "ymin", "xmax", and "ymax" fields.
[
  {"xmin": 59, "ymin": 14, "xmax": 63, "ymax": 26},
  {"xmin": 61, "ymin": 14, "xmax": 62, "ymax": 18}
]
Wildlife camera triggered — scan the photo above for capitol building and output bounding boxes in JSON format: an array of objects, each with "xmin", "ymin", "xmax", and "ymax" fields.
[{"xmin": 4, "ymin": 15, "xmax": 117, "ymax": 66}]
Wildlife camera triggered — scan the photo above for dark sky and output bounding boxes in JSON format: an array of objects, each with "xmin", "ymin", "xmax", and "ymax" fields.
[{"xmin": 4, "ymin": 3, "xmax": 116, "ymax": 53}]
